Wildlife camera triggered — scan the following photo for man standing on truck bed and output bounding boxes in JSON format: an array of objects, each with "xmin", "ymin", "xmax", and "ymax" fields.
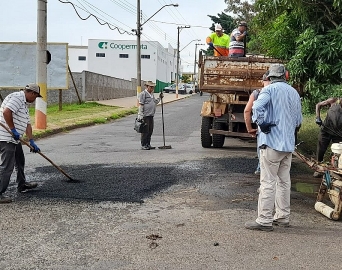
[
  {"xmin": 244, "ymin": 64, "xmax": 302, "ymax": 231},
  {"xmin": 228, "ymin": 21, "xmax": 248, "ymax": 57},
  {"xmin": 206, "ymin": 23, "xmax": 229, "ymax": 56}
]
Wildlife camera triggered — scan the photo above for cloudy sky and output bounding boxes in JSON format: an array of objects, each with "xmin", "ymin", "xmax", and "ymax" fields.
[{"xmin": 1, "ymin": 0, "xmax": 229, "ymax": 72}]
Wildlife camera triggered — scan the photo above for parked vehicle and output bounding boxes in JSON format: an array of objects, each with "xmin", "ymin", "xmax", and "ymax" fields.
[
  {"xmin": 163, "ymin": 83, "xmax": 186, "ymax": 94},
  {"xmin": 185, "ymin": 83, "xmax": 195, "ymax": 94},
  {"xmin": 197, "ymin": 52, "xmax": 284, "ymax": 148}
]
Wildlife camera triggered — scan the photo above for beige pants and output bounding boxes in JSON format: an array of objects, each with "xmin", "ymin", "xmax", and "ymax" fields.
[{"xmin": 256, "ymin": 147, "xmax": 292, "ymax": 226}]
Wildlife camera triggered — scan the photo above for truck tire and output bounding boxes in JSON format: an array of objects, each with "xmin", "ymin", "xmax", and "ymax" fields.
[
  {"xmin": 212, "ymin": 121, "xmax": 225, "ymax": 148},
  {"xmin": 201, "ymin": 117, "xmax": 212, "ymax": 148}
]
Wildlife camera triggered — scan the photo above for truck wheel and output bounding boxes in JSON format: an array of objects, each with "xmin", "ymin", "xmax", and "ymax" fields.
[
  {"xmin": 201, "ymin": 117, "xmax": 212, "ymax": 148},
  {"xmin": 212, "ymin": 121, "xmax": 225, "ymax": 148}
]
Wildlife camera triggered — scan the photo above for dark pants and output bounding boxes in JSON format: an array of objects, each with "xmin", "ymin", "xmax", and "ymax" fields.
[
  {"xmin": 0, "ymin": 142, "xmax": 26, "ymax": 195},
  {"xmin": 317, "ymin": 129, "xmax": 342, "ymax": 162},
  {"xmin": 141, "ymin": 116, "xmax": 154, "ymax": 147}
]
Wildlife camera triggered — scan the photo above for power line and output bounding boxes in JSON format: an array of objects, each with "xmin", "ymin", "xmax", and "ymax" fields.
[
  {"xmin": 58, "ymin": 0, "xmax": 134, "ymax": 35},
  {"xmin": 150, "ymin": 20, "xmax": 209, "ymax": 28}
]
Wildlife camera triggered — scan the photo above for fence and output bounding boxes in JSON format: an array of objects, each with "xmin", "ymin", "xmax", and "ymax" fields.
[{"xmin": 0, "ymin": 71, "xmax": 138, "ymax": 105}]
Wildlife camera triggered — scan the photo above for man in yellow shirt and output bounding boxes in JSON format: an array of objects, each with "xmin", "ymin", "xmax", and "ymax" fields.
[{"xmin": 206, "ymin": 23, "xmax": 229, "ymax": 56}]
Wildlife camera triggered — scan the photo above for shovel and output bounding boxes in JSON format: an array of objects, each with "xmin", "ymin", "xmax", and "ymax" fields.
[{"xmin": 158, "ymin": 92, "xmax": 172, "ymax": 150}]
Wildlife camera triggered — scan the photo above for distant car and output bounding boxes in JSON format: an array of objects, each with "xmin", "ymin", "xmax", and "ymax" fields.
[
  {"xmin": 163, "ymin": 84, "xmax": 175, "ymax": 93},
  {"xmin": 163, "ymin": 83, "xmax": 185, "ymax": 94},
  {"xmin": 185, "ymin": 83, "xmax": 195, "ymax": 94}
]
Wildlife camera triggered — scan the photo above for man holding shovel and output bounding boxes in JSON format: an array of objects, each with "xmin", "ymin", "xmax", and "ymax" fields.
[
  {"xmin": 206, "ymin": 23, "xmax": 229, "ymax": 56},
  {"xmin": 138, "ymin": 81, "xmax": 163, "ymax": 150},
  {"xmin": 0, "ymin": 84, "xmax": 41, "ymax": 203}
]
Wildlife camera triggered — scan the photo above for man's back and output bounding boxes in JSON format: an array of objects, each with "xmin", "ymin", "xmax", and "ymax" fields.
[{"xmin": 252, "ymin": 82, "xmax": 302, "ymax": 152}]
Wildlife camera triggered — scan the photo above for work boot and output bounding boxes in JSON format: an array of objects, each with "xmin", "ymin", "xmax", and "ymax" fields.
[
  {"xmin": 0, "ymin": 195, "xmax": 13, "ymax": 204},
  {"xmin": 244, "ymin": 220, "xmax": 273, "ymax": 231},
  {"xmin": 17, "ymin": 182, "xmax": 38, "ymax": 193}
]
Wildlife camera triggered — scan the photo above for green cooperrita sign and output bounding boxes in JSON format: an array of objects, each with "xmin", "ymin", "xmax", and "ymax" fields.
[{"xmin": 98, "ymin": 42, "xmax": 147, "ymax": 50}]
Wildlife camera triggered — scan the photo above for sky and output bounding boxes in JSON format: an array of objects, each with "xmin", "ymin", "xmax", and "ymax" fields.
[{"xmin": 0, "ymin": 0, "xmax": 228, "ymax": 73}]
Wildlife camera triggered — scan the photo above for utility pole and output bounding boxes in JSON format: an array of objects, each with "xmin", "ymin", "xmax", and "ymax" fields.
[
  {"xmin": 176, "ymin": 25, "xmax": 190, "ymax": 98},
  {"xmin": 134, "ymin": 2, "xmax": 178, "ymax": 105},
  {"xmin": 193, "ymin": 43, "xmax": 204, "ymax": 89},
  {"xmin": 35, "ymin": 0, "xmax": 48, "ymax": 129},
  {"xmin": 136, "ymin": 0, "xmax": 141, "ymax": 106}
]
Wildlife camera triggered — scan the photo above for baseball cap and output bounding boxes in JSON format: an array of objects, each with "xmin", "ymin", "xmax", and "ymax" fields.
[{"xmin": 25, "ymin": 83, "xmax": 42, "ymax": 97}]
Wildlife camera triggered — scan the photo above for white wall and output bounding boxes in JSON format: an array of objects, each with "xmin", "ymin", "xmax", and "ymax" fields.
[
  {"xmin": 69, "ymin": 39, "xmax": 177, "ymax": 84},
  {"xmin": 68, "ymin": 45, "xmax": 88, "ymax": 72}
]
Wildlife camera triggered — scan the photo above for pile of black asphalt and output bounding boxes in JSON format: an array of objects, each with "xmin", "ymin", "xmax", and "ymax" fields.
[{"xmin": 12, "ymin": 156, "xmax": 313, "ymax": 206}]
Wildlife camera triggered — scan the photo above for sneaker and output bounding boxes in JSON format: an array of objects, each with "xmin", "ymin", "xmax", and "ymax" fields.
[
  {"xmin": 313, "ymin": 171, "xmax": 323, "ymax": 178},
  {"xmin": 0, "ymin": 195, "xmax": 13, "ymax": 204},
  {"xmin": 244, "ymin": 220, "xmax": 273, "ymax": 231},
  {"xmin": 141, "ymin": 145, "xmax": 150, "ymax": 150},
  {"xmin": 273, "ymin": 220, "xmax": 290, "ymax": 227},
  {"xmin": 17, "ymin": 182, "xmax": 38, "ymax": 193},
  {"xmin": 148, "ymin": 145, "xmax": 156, "ymax": 150},
  {"xmin": 254, "ymin": 170, "xmax": 260, "ymax": 175}
]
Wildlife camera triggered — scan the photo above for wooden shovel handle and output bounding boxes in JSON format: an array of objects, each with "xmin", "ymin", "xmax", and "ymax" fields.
[{"xmin": 0, "ymin": 123, "xmax": 74, "ymax": 181}]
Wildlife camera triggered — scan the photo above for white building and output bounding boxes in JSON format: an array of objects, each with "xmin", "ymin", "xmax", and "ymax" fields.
[{"xmin": 69, "ymin": 39, "xmax": 178, "ymax": 85}]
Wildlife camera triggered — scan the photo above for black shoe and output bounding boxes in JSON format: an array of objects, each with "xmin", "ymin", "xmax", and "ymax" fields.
[
  {"xmin": 0, "ymin": 195, "xmax": 13, "ymax": 204},
  {"xmin": 148, "ymin": 145, "xmax": 156, "ymax": 150},
  {"xmin": 17, "ymin": 182, "xmax": 38, "ymax": 193},
  {"xmin": 141, "ymin": 145, "xmax": 150, "ymax": 150}
]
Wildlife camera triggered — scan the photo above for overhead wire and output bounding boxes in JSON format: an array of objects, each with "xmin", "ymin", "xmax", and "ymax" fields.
[
  {"xmin": 106, "ymin": 0, "xmax": 178, "ymax": 47},
  {"xmin": 58, "ymin": 0, "xmax": 134, "ymax": 35},
  {"xmin": 79, "ymin": 0, "xmax": 134, "ymax": 30}
]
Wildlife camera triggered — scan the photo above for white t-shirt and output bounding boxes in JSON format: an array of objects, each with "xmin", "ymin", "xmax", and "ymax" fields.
[{"xmin": 0, "ymin": 91, "xmax": 30, "ymax": 143}]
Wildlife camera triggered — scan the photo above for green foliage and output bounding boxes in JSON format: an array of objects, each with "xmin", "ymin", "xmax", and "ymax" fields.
[
  {"xmin": 181, "ymin": 74, "xmax": 191, "ymax": 83},
  {"xmin": 224, "ymin": 0, "xmax": 256, "ymax": 23},
  {"xmin": 207, "ymin": 12, "xmax": 235, "ymax": 33},
  {"xmin": 249, "ymin": 0, "xmax": 342, "ymax": 112}
]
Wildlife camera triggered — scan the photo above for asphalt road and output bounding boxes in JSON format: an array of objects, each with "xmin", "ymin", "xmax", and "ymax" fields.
[{"xmin": 1, "ymin": 93, "xmax": 341, "ymax": 270}]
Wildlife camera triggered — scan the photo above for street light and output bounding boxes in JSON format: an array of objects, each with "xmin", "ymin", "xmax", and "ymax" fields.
[
  {"xmin": 134, "ymin": 1, "xmax": 178, "ymax": 104},
  {"xmin": 180, "ymin": 39, "xmax": 200, "ymax": 52},
  {"xmin": 176, "ymin": 25, "xmax": 191, "ymax": 98},
  {"xmin": 193, "ymin": 43, "xmax": 204, "ymax": 91}
]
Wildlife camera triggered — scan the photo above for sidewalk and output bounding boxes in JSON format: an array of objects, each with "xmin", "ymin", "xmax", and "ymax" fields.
[{"xmin": 96, "ymin": 93, "xmax": 193, "ymax": 108}]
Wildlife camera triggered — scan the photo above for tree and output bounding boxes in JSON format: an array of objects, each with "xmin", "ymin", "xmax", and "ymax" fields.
[
  {"xmin": 252, "ymin": 0, "xmax": 342, "ymax": 110},
  {"xmin": 224, "ymin": 0, "xmax": 257, "ymax": 23},
  {"xmin": 181, "ymin": 74, "xmax": 191, "ymax": 83}
]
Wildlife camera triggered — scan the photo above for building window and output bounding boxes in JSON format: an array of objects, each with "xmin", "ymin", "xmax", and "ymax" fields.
[
  {"xmin": 96, "ymin": 53, "xmax": 105, "ymax": 57},
  {"xmin": 141, "ymin": 55, "xmax": 150, "ymax": 59},
  {"xmin": 78, "ymin": 56, "xmax": 86, "ymax": 61},
  {"xmin": 119, "ymin": 54, "xmax": 129, "ymax": 58}
]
